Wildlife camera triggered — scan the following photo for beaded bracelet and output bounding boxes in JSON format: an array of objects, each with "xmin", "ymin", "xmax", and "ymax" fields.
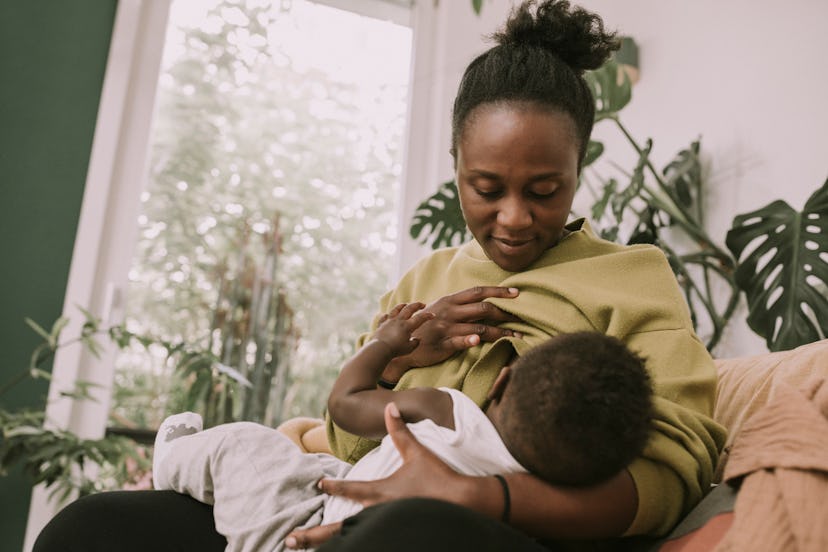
[
  {"xmin": 377, "ymin": 378, "xmax": 397, "ymax": 389},
  {"xmin": 493, "ymin": 474, "xmax": 511, "ymax": 523}
]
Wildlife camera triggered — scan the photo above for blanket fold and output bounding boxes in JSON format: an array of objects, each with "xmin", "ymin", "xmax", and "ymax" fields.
[{"xmin": 714, "ymin": 378, "xmax": 828, "ymax": 552}]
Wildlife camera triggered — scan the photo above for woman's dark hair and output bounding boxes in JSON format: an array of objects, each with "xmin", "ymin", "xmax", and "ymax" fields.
[
  {"xmin": 499, "ymin": 332, "xmax": 653, "ymax": 486},
  {"xmin": 451, "ymin": 0, "xmax": 619, "ymax": 167}
]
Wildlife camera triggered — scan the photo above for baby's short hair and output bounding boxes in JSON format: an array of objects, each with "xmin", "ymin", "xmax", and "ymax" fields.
[{"xmin": 499, "ymin": 332, "xmax": 652, "ymax": 486}]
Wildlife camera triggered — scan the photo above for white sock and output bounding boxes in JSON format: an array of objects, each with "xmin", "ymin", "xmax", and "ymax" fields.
[{"xmin": 152, "ymin": 411, "xmax": 203, "ymax": 489}]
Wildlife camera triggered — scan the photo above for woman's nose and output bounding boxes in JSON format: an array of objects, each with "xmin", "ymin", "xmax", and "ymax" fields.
[{"xmin": 496, "ymin": 197, "xmax": 532, "ymax": 229}]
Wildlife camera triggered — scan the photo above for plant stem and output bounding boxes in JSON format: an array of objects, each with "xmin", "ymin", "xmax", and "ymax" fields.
[
  {"xmin": 0, "ymin": 330, "xmax": 114, "ymax": 399},
  {"xmin": 0, "ymin": 369, "xmax": 33, "ymax": 398},
  {"xmin": 612, "ymin": 117, "xmax": 736, "ymax": 269}
]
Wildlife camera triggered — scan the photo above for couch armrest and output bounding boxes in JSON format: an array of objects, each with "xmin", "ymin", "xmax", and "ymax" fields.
[{"xmin": 713, "ymin": 338, "xmax": 828, "ymax": 480}]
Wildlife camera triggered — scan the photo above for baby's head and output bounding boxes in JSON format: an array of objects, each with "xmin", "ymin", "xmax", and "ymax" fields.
[{"xmin": 487, "ymin": 332, "xmax": 652, "ymax": 486}]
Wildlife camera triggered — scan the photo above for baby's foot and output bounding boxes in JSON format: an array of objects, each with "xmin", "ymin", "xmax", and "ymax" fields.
[{"xmin": 152, "ymin": 412, "xmax": 203, "ymax": 489}]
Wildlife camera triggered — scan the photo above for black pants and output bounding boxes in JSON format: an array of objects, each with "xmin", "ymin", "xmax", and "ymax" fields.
[{"xmin": 33, "ymin": 491, "xmax": 549, "ymax": 551}]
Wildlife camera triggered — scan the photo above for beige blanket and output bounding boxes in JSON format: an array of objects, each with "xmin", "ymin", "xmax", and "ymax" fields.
[{"xmin": 714, "ymin": 377, "xmax": 828, "ymax": 552}]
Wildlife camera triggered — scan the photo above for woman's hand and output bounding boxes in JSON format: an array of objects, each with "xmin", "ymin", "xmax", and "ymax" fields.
[
  {"xmin": 321, "ymin": 402, "xmax": 468, "ymax": 505},
  {"xmin": 381, "ymin": 286, "xmax": 523, "ymax": 381},
  {"xmin": 285, "ymin": 402, "xmax": 474, "ymax": 549},
  {"xmin": 284, "ymin": 521, "xmax": 343, "ymax": 550}
]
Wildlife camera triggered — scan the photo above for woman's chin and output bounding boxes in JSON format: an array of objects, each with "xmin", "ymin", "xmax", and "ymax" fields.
[{"xmin": 487, "ymin": 250, "xmax": 535, "ymax": 272}]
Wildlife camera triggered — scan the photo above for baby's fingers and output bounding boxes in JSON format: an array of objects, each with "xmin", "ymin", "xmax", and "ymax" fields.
[
  {"xmin": 408, "ymin": 311, "xmax": 436, "ymax": 331},
  {"xmin": 387, "ymin": 303, "xmax": 408, "ymax": 317},
  {"xmin": 397, "ymin": 302, "xmax": 427, "ymax": 319}
]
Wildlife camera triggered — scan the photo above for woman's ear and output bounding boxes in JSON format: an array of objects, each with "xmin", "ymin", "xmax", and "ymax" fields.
[{"xmin": 487, "ymin": 365, "xmax": 512, "ymax": 402}]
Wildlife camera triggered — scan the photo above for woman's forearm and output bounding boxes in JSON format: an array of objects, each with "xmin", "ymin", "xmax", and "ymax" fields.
[{"xmin": 456, "ymin": 469, "xmax": 637, "ymax": 539}]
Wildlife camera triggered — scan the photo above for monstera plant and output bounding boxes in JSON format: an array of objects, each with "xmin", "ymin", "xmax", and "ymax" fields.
[
  {"xmin": 409, "ymin": 59, "xmax": 828, "ymax": 353},
  {"xmin": 726, "ymin": 182, "xmax": 828, "ymax": 351}
]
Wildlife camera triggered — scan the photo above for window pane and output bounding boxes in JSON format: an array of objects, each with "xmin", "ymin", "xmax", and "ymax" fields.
[{"xmin": 110, "ymin": 0, "xmax": 411, "ymax": 431}]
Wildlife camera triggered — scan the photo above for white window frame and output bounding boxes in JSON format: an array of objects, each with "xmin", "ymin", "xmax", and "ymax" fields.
[
  {"xmin": 24, "ymin": 1, "xmax": 173, "ymax": 547},
  {"xmin": 24, "ymin": 1, "xmax": 427, "ymax": 548}
]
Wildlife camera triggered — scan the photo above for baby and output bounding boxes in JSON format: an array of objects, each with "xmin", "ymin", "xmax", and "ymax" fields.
[{"xmin": 152, "ymin": 303, "xmax": 652, "ymax": 551}]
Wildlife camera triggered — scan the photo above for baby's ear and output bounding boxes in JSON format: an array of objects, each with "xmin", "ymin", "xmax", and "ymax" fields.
[{"xmin": 487, "ymin": 366, "xmax": 512, "ymax": 401}]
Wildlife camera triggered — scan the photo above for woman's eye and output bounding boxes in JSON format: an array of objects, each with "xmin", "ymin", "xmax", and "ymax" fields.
[
  {"xmin": 529, "ymin": 190, "xmax": 556, "ymax": 199},
  {"xmin": 475, "ymin": 188, "xmax": 500, "ymax": 199}
]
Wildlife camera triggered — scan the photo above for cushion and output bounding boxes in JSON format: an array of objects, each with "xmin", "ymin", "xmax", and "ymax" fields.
[{"xmin": 713, "ymin": 339, "xmax": 828, "ymax": 481}]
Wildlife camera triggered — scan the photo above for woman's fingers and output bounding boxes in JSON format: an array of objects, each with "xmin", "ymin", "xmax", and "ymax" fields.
[
  {"xmin": 441, "ymin": 300, "xmax": 522, "ymax": 324},
  {"xmin": 317, "ymin": 403, "xmax": 419, "ymax": 503},
  {"xmin": 384, "ymin": 401, "xmax": 426, "ymax": 462},
  {"xmin": 389, "ymin": 287, "xmax": 522, "ymax": 367},
  {"xmin": 439, "ymin": 322, "xmax": 520, "ymax": 343},
  {"xmin": 449, "ymin": 286, "xmax": 519, "ymax": 304},
  {"xmin": 426, "ymin": 287, "xmax": 522, "ymax": 326},
  {"xmin": 287, "ymin": 405, "xmax": 443, "ymax": 550},
  {"xmin": 285, "ymin": 521, "xmax": 343, "ymax": 550},
  {"xmin": 316, "ymin": 403, "xmax": 469, "ymax": 529},
  {"xmin": 318, "ymin": 477, "xmax": 383, "ymax": 506}
]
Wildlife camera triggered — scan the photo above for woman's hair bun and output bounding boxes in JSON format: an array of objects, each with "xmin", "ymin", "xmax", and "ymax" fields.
[{"xmin": 492, "ymin": 0, "xmax": 619, "ymax": 72}]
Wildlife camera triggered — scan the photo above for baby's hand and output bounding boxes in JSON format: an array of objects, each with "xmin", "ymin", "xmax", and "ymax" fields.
[{"xmin": 372, "ymin": 303, "xmax": 435, "ymax": 358}]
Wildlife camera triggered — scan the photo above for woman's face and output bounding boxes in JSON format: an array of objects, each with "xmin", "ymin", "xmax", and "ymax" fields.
[{"xmin": 455, "ymin": 104, "xmax": 580, "ymax": 272}]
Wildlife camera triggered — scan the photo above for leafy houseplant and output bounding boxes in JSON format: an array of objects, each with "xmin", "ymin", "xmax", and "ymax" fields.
[
  {"xmin": 725, "ymin": 184, "xmax": 828, "ymax": 351},
  {"xmin": 1, "ymin": 221, "xmax": 299, "ymax": 499},
  {"xmin": 0, "ymin": 314, "xmax": 152, "ymax": 502},
  {"xmin": 409, "ymin": 59, "xmax": 828, "ymax": 352}
]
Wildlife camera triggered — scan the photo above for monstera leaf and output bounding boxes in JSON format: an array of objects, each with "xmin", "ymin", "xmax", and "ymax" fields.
[
  {"xmin": 584, "ymin": 59, "xmax": 632, "ymax": 122},
  {"xmin": 725, "ymin": 178, "xmax": 828, "ymax": 351},
  {"xmin": 409, "ymin": 180, "xmax": 470, "ymax": 249},
  {"xmin": 583, "ymin": 140, "xmax": 604, "ymax": 168},
  {"xmin": 662, "ymin": 141, "xmax": 702, "ymax": 220}
]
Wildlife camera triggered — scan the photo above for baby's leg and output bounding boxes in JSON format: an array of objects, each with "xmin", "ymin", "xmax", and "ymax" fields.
[{"xmin": 152, "ymin": 417, "xmax": 350, "ymax": 552}]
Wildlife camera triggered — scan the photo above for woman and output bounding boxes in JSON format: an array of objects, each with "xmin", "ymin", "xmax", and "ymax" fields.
[
  {"xmin": 34, "ymin": 1, "xmax": 724, "ymax": 550},
  {"xmin": 293, "ymin": 0, "xmax": 725, "ymax": 549}
]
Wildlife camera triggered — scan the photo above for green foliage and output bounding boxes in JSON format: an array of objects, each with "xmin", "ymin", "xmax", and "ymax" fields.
[
  {"xmin": 1, "ymin": 314, "xmax": 152, "ymax": 502},
  {"xmin": 726, "ymin": 179, "xmax": 828, "ymax": 351},
  {"xmin": 583, "ymin": 140, "xmax": 604, "ymax": 168},
  {"xmin": 2, "ymin": 305, "xmax": 286, "ymax": 500},
  {"xmin": 409, "ymin": 180, "xmax": 470, "ymax": 249},
  {"xmin": 569, "ymin": 63, "xmax": 742, "ymax": 348},
  {"xmin": 0, "ymin": 409, "xmax": 149, "ymax": 503},
  {"xmin": 584, "ymin": 59, "xmax": 632, "ymax": 122}
]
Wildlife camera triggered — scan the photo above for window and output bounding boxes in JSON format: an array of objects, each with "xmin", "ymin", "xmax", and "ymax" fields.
[{"xmin": 109, "ymin": 0, "xmax": 413, "ymax": 431}]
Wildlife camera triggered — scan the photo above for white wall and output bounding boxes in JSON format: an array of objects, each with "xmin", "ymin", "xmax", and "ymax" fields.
[{"xmin": 398, "ymin": 0, "xmax": 828, "ymax": 358}]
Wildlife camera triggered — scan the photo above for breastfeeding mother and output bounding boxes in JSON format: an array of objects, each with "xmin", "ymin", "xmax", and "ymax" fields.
[
  {"xmin": 292, "ymin": 1, "xmax": 726, "ymax": 550},
  {"xmin": 34, "ymin": 1, "xmax": 724, "ymax": 551}
]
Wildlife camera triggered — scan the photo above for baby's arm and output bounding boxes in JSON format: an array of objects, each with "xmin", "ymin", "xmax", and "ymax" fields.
[{"xmin": 327, "ymin": 303, "xmax": 454, "ymax": 440}]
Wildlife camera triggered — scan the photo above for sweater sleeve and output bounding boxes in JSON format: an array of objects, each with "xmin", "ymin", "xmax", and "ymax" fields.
[
  {"xmin": 493, "ymin": 232, "xmax": 727, "ymax": 536},
  {"xmin": 622, "ymin": 328, "xmax": 726, "ymax": 536}
]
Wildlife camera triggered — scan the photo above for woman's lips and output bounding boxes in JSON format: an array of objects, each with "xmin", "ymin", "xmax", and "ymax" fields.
[{"xmin": 492, "ymin": 236, "xmax": 534, "ymax": 254}]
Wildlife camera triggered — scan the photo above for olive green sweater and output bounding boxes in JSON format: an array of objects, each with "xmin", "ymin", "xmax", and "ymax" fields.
[{"xmin": 326, "ymin": 219, "xmax": 726, "ymax": 536}]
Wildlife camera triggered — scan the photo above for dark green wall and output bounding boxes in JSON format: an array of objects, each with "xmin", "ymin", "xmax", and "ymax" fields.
[{"xmin": 0, "ymin": 1, "xmax": 117, "ymax": 549}]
